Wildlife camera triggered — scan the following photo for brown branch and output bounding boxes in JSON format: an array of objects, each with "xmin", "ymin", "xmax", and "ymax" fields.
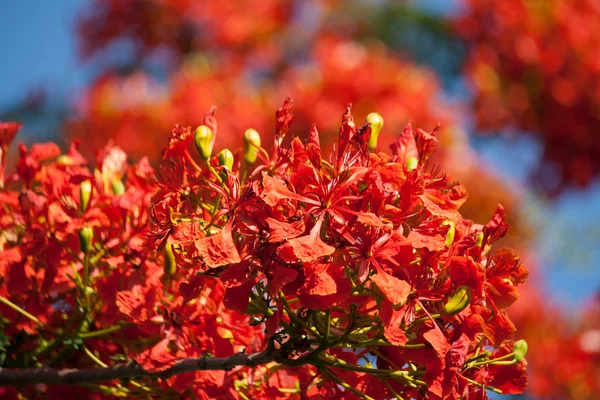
[{"xmin": 0, "ymin": 348, "xmax": 288, "ymax": 387}]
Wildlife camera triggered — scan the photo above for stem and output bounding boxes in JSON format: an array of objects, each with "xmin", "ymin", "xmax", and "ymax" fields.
[
  {"xmin": 324, "ymin": 310, "xmax": 331, "ymax": 341},
  {"xmin": 0, "ymin": 348, "xmax": 288, "ymax": 386},
  {"xmin": 279, "ymin": 293, "xmax": 321, "ymax": 339},
  {"xmin": 0, "ymin": 295, "xmax": 47, "ymax": 329},
  {"xmin": 184, "ymin": 149, "xmax": 203, "ymax": 174},
  {"xmin": 83, "ymin": 254, "xmax": 90, "ymax": 291},
  {"xmin": 383, "ymin": 379, "xmax": 405, "ymax": 400},
  {"xmin": 320, "ymin": 367, "xmax": 375, "ymax": 400},
  {"xmin": 80, "ymin": 324, "xmax": 130, "ymax": 339},
  {"xmin": 463, "ymin": 376, "xmax": 503, "ymax": 394},
  {"xmin": 83, "ymin": 346, "xmax": 108, "ymax": 368}
]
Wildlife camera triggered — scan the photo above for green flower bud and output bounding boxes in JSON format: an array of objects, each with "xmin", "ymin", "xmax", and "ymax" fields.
[
  {"xmin": 79, "ymin": 180, "xmax": 92, "ymax": 213},
  {"xmin": 366, "ymin": 112, "xmax": 384, "ymax": 152},
  {"xmin": 112, "ymin": 179, "xmax": 126, "ymax": 195},
  {"xmin": 79, "ymin": 226, "xmax": 94, "ymax": 254},
  {"xmin": 406, "ymin": 156, "xmax": 418, "ymax": 171},
  {"xmin": 57, "ymin": 155, "xmax": 73, "ymax": 165},
  {"xmin": 164, "ymin": 242, "xmax": 177, "ymax": 278},
  {"xmin": 442, "ymin": 220, "xmax": 456, "ymax": 247},
  {"xmin": 442, "ymin": 285, "xmax": 472, "ymax": 316},
  {"xmin": 476, "ymin": 231, "xmax": 484, "ymax": 248},
  {"xmin": 243, "ymin": 128, "xmax": 261, "ymax": 164},
  {"xmin": 194, "ymin": 125, "xmax": 213, "ymax": 161},
  {"xmin": 218, "ymin": 148, "xmax": 234, "ymax": 171},
  {"xmin": 513, "ymin": 339, "xmax": 528, "ymax": 362}
]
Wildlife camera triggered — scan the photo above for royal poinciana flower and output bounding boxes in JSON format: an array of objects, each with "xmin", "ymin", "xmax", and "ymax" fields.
[
  {"xmin": 0, "ymin": 101, "xmax": 529, "ymax": 399},
  {"xmin": 145, "ymin": 99, "xmax": 528, "ymax": 398}
]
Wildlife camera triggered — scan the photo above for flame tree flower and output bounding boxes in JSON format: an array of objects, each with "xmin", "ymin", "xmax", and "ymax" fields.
[{"xmin": 0, "ymin": 101, "xmax": 530, "ymax": 398}]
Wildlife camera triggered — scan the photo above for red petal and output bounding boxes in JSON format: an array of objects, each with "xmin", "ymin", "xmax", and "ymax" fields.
[
  {"xmin": 483, "ymin": 205, "xmax": 509, "ymax": 246},
  {"xmin": 407, "ymin": 231, "xmax": 446, "ymax": 252},
  {"xmin": 278, "ymin": 234, "xmax": 335, "ymax": 263},
  {"xmin": 135, "ymin": 338, "xmax": 178, "ymax": 373},
  {"xmin": 162, "ymin": 125, "xmax": 193, "ymax": 159},
  {"xmin": 261, "ymin": 173, "xmax": 319, "ymax": 207},
  {"xmin": 415, "ymin": 126, "xmax": 438, "ymax": 162},
  {"xmin": 488, "ymin": 360, "xmax": 528, "ymax": 394},
  {"xmin": 116, "ymin": 285, "xmax": 154, "ymax": 323},
  {"xmin": 270, "ymin": 265, "xmax": 298, "ymax": 294},
  {"xmin": 0, "ymin": 121, "xmax": 22, "ymax": 147},
  {"xmin": 375, "ymin": 162, "xmax": 406, "ymax": 190},
  {"xmin": 278, "ymin": 217, "xmax": 334, "ymax": 263},
  {"xmin": 223, "ymin": 280, "xmax": 254, "ymax": 314},
  {"xmin": 380, "ymin": 302, "xmax": 408, "ymax": 346},
  {"xmin": 390, "ymin": 123, "xmax": 418, "ymax": 162},
  {"xmin": 424, "ymin": 327, "xmax": 451, "ymax": 359},
  {"xmin": 371, "ymin": 266, "xmax": 411, "ymax": 307},
  {"xmin": 275, "ymin": 97, "xmax": 294, "ymax": 138},
  {"xmin": 266, "ymin": 217, "xmax": 305, "ymax": 243},
  {"xmin": 194, "ymin": 222, "xmax": 241, "ymax": 269},
  {"xmin": 303, "ymin": 264, "xmax": 337, "ymax": 296}
]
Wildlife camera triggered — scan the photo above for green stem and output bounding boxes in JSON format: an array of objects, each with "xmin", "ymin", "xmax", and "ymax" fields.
[
  {"xmin": 383, "ymin": 379, "xmax": 405, "ymax": 400},
  {"xmin": 0, "ymin": 295, "xmax": 48, "ymax": 329},
  {"xmin": 279, "ymin": 292, "xmax": 321, "ymax": 339},
  {"xmin": 320, "ymin": 367, "xmax": 376, "ymax": 400},
  {"xmin": 324, "ymin": 310, "xmax": 331, "ymax": 341},
  {"xmin": 83, "ymin": 346, "xmax": 108, "ymax": 368},
  {"xmin": 80, "ymin": 324, "xmax": 130, "ymax": 339},
  {"xmin": 463, "ymin": 376, "xmax": 503, "ymax": 394}
]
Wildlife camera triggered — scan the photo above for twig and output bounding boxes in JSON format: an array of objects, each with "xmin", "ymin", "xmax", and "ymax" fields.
[{"xmin": 0, "ymin": 348, "xmax": 287, "ymax": 386}]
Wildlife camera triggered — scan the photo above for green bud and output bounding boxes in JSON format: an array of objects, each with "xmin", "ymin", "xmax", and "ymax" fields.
[
  {"xmin": 217, "ymin": 148, "xmax": 234, "ymax": 171},
  {"xmin": 406, "ymin": 156, "xmax": 418, "ymax": 171},
  {"xmin": 243, "ymin": 128, "xmax": 261, "ymax": 164},
  {"xmin": 366, "ymin": 112, "xmax": 384, "ymax": 152},
  {"xmin": 164, "ymin": 242, "xmax": 177, "ymax": 278},
  {"xmin": 513, "ymin": 339, "xmax": 528, "ymax": 362},
  {"xmin": 442, "ymin": 285, "xmax": 472, "ymax": 316},
  {"xmin": 112, "ymin": 179, "xmax": 125, "ymax": 195},
  {"xmin": 79, "ymin": 226, "xmax": 94, "ymax": 254},
  {"xmin": 79, "ymin": 180, "xmax": 92, "ymax": 213},
  {"xmin": 57, "ymin": 155, "xmax": 73, "ymax": 165},
  {"xmin": 442, "ymin": 220, "xmax": 456, "ymax": 247},
  {"xmin": 194, "ymin": 125, "xmax": 213, "ymax": 161},
  {"xmin": 476, "ymin": 231, "xmax": 484, "ymax": 248}
]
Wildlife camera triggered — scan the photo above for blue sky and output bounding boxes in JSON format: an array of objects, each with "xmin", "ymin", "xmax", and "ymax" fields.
[
  {"xmin": 0, "ymin": 1, "xmax": 598, "ymax": 306},
  {"xmin": 0, "ymin": 0, "xmax": 88, "ymax": 108}
]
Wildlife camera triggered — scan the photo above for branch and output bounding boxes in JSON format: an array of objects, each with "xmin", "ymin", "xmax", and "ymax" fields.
[{"xmin": 0, "ymin": 348, "xmax": 287, "ymax": 386}]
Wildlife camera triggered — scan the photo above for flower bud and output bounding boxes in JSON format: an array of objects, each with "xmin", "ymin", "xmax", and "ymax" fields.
[
  {"xmin": 442, "ymin": 285, "xmax": 472, "ymax": 316},
  {"xmin": 513, "ymin": 339, "xmax": 528, "ymax": 362},
  {"xmin": 476, "ymin": 231, "xmax": 484, "ymax": 248},
  {"xmin": 194, "ymin": 125, "xmax": 213, "ymax": 161},
  {"xmin": 79, "ymin": 226, "xmax": 94, "ymax": 254},
  {"xmin": 164, "ymin": 242, "xmax": 177, "ymax": 278},
  {"xmin": 218, "ymin": 148, "xmax": 234, "ymax": 171},
  {"xmin": 243, "ymin": 128, "xmax": 261, "ymax": 164},
  {"xmin": 365, "ymin": 112, "xmax": 384, "ymax": 152},
  {"xmin": 406, "ymin": 156, "xmax": 418, "ymax": 171},
  {"xmin": 79, "ymin": 180, "xmax": 92, "ymax": 213},
  {"xmin": 442, "ymin": 220, "xmax": 456, "ymax": 247},
  {"xmin": 112, "ymin": 179, "xmax": 125, "ymax": 195},
  {"xmin": 57, "ymin": 155, "xmax": 73, "ymax": 165}
]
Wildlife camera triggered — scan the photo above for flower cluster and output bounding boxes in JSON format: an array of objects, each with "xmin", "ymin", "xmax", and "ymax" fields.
[
  {"xmin": 0, "ymin": 101, "xmax": 529, "ymax": 398},
  {"xmin": 456, "ymin": 0, "xmax": 600, "ymax": 192},
  {"xmin": 147, "ymin": 99, "xmax": 529, "ymax": 398}
]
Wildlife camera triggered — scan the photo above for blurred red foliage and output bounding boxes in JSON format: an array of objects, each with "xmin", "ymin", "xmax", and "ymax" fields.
[
  {"xmin": 509, "ymin": 280, "xmax": 600, "ymax": 398},
  {"xmin": 456, "ymin": 0, "xmax": 600, "ymax": 192}
]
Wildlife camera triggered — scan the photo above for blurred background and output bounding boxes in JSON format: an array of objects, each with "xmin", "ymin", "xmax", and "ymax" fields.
[{"xmin": 1, "ymin": 0, "xmax": 599, "ymax": 398}]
